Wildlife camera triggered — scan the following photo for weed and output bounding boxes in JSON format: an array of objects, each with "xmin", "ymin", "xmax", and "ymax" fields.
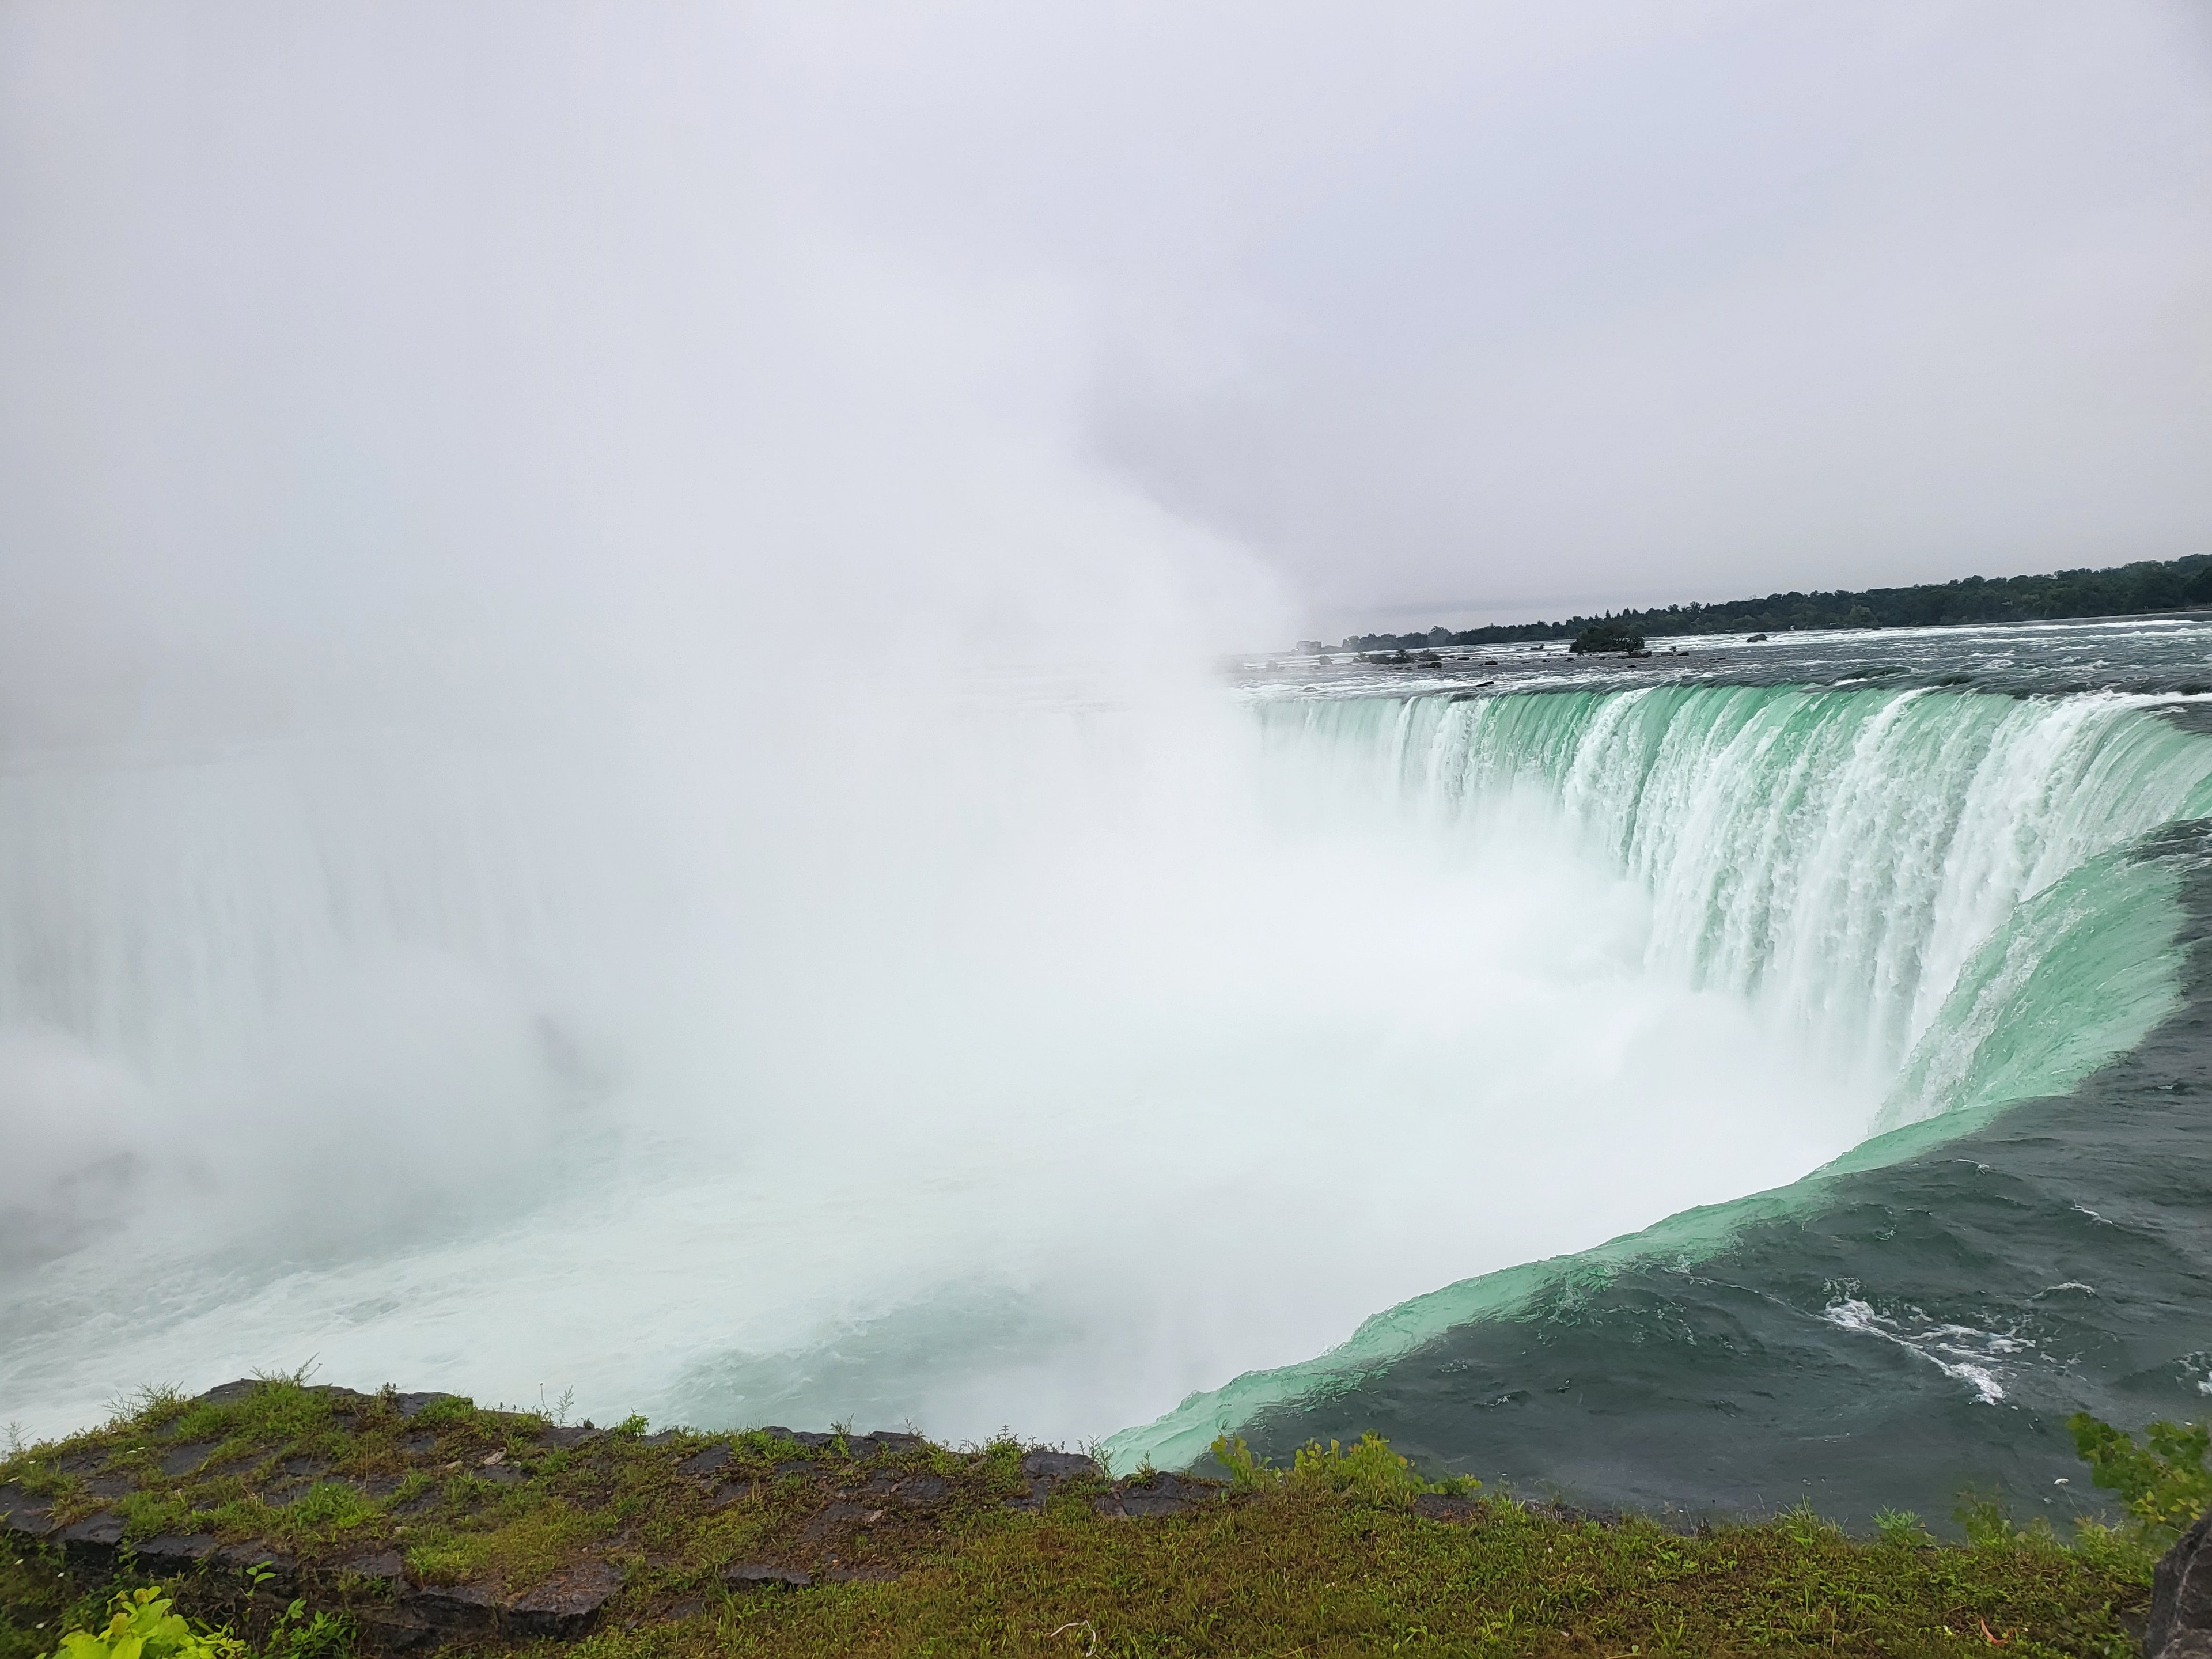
[
  {"xmin": 2069, "ymin": 1411, "xmax": 2212, "ymax": 1540},
  {"xmin": 45, "ymin": 1588, "xmax": 243, "ymax": 1659},
  {"xmin": 1872, "ymin": 1506, "xmax": 1931, "ymax": 1546}
]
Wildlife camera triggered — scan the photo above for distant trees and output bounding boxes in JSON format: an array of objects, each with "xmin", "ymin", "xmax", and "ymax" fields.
[
  {"xmin": 1570, "ymin": 622, "xmax": 1643, "ymax": 656},
  {"xmin": 1331, "ymin": 552, "xmax": 2212, "ymax": 655}
]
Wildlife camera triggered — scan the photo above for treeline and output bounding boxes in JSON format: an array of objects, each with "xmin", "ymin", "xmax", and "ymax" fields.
[{"xmin": 1327, "ymin": 552, "xmax": 2212, "ymax": 653}]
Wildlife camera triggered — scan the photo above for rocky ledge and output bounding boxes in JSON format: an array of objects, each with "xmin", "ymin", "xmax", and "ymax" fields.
[{"xmin": 0, "ymin": 1378, "xmax": 1220, "ymax": 1650}]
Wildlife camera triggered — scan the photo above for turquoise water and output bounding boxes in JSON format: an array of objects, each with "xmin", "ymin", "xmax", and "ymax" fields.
[{"xmin": 1112, "ymin": 632, "xmax": 2212, "ymax": 1515}]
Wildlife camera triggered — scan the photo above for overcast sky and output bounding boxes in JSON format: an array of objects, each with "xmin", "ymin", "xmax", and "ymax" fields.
[{"xmin": 5, "ymin": 2, "xmax": 2210, "ymax": 653}]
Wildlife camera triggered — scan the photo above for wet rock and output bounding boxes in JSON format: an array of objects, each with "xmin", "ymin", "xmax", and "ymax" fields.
[
  {"xmin": 404, "ymin": 1580, "xmax": 500, "ymax": 1634},
  {"xmin": 355, "ymin": 1611, "xmax": 439, "ymax": 1652},
  {"xmin": 892, "ymin": 1473, "xmax": 949, "ymax": 1505},
  {"xmin": 2149, "ymin": 1507, "xmax": 2212, "ymax": 1657},
  {"xmin": 0, "ymin": 1485, "xmax": 56, "ymax": 1537},
  {"xmin": 336, "ymin": 1548, "xmax": 406, "ymax": 1582},
  {"xmin": 1005, "ymin": 1449, "xmax": 1099, "ymax": 1511},
  {"xmin": 135, "ymin": 1535, "xmax": 221, "ymax": 1571},
  {"xmin": 677, "ymin": 1444, "xmax": 732, "ymax": 1479},
  {"xmin": 801, "ymin": 1500, "xmax": 875, "ymax": 1543},
  {"xmin": 821, "ymin": 1564, "xmax": 897, "ymax": 1584},
  {"xmin": 59, "ymin": 1513, "xmax": 125, "ymax": 1568},
  {"xmin": 1096, "ymin": 1471, "xmax": 1214, "ymax": 1520},
  {"xmin": 389, "ymin": 1392, "xmax": 461, "ymax": 1421},
  {"xmin": 159, "ymin": 1441, "xmax": 221, "ymax": 1478},
  {"xmin": 1411, "ymin": 1494, "xmax": 1486, "ymax": 1524},
  {"xmin": 723, "ymin": 1563, "xmax": 812, "ymax": 1589},
  {"xmin": 507, "ymin": 1559, "xmax": 625, "ymax": 1639}
]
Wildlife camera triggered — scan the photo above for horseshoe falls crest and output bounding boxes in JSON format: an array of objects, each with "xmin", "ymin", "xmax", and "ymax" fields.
[
  {"xmin": 1111, "ymin": 660, "xmax": 2212, "ymax": 1522},
  {"xmin": 9, "ymin": 623, "xmax": 2212, "ymax": 1528}
]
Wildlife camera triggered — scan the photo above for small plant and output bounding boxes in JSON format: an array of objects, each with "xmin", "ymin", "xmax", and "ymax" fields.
[
  {"xmin": 1289, "ymin": 1434, "xmax": 1475, "ymax": 1510},
  {"xmin": 1210, "ymin": 1435, "xmax": 1281, "ymax": 1494},
  {"xmin": 2069, "ymin": 1412, "xmax": 2212, "ymax": 1539},
  {"xmin": 407, "ymin": 1397, "xmax": 477, "ymax": 1430},
  {"xmin": 1955, "ymin": 1488, "xmax": 2023, "ymax": 1549},
  {"xmin": 262, "ymin": 1600, "xmax": 351, "ymax": 1659},
  {"xmin": 43, "ymin": 1587, "xmax": 244, "ymax": 1659},
  {"xmin": 1871, "ymin": 1507, "xmax": 1929, "ymax": 1546},
  {"xmin": 611, "ymin": 1414, "xmax": 650, "ymax": 1438}
]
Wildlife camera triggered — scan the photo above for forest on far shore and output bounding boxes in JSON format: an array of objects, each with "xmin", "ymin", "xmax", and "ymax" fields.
[{"xmin": 1320, "ymin": 551, "xmax": 2212, "ymax": 654}]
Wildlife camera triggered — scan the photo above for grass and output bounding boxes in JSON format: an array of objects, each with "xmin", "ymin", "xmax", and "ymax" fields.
[{"xmin": 0, "ymin": 1382, "xmax": 2168, "ymax": 1658}]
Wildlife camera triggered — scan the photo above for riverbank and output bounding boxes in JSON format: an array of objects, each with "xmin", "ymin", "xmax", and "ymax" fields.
[{"xmin": 0, "ymin": 1377, "xmax": 2155, "ymax": 1657}]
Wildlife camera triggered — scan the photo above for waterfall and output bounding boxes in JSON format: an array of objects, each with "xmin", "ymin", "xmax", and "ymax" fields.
[
  {"xmin": 1259, "ymin": 685, "xmax": 2212, "ymax": 1125},
  {"xmin": 1107, "ymin": 684, "xmax": 2212, "ymax": 1471}
]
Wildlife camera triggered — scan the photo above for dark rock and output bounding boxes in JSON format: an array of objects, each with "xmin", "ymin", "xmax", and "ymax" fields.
[
  {"xmin": 1097, "ymin": 1471, "xmax": 1214, "ymax": 1520},
  {"xmin": 892, "ymin": 1473, "xmax": 949, "ymax": 1505},
  {"xmin": 772, "ymin": 1460, "xmax": 817, "ymax": 1480},
  {"xmin": 389, "ymin": 1392, "xmax": 461, "ymax": 1420},
  {"xmin": 195, "ymin": 1380, "xmax": 263, "ymax": 1408},
  {"xmin": 160, "ymin": 1442, "xmax": 221, "ymax": 1478},
  {"xmin": 821, "ymin": 1564, "xmax": 897, "ymax": 1584},
  {"xmin": 335, "ymin": 1549, "xmax": 406, "ymax": 1583},
  {"xmin": 841, "ymin": 1437, "xmax": 883, "ymax": 1461},
  {"xmin": 801, "ymin": 1500, "xmax": 874, "ymax": 1542},
  {"xmin": 403, "ymin": 1580, "xmax": 500, "ymax": 1634},
  {"xmin": 1410, "ymin": 1494, "xmax": 1486, "ymax": 1524},
  {"xmin": 677, "ymin": 1444, "xmax": 732, "ymax": 1479},
  {"xmin": 1021, "ymin": 1450, "xmax": 1098, "ymax": 1481},
  {"xmin": 506, "ymin": 1559, "xmax": 624, "ymax": 1639},
  {"xmin": 55, "ymin": 1451, "xmax": 106, "ymax": 1475},
  {"xmin": 134, "ymin": 1535, "xmax": 221, "ymax": 1571},
  {"xmin": 2149, "ymin": 1507, "xmax": 2212, "ymax": 1657},
  {"xmin": 476, "ymin": 1465, "xmax": 525, "ymax": 1488},
  {"xmin": 723, "ymin": 1563, "xmax": 812, "ymax": 1589},
  {"xmin": 865, "ymin": 1431, "xmax": 924, "ymax": 1453},
  {"xmin": 789, "ymin": 1431, "xmax": 836, "ymax": 1450},
  {"xmin": 355, "ymin": 1612, "xmax": 438, "ymax": 1652},
  {"xmin": 59, "ymin": 1513, "xmax": 126, "ymax": 1569},
  {"xmin": 662, "ymin": 1597, "xmax": 707, "ymax": 1621},
  {"xmin": 1006, "ymin": 1449, "xmax": 1100, "ymax": 1511},
  {"xmin": 639, "ymin": 1431, "xmax": 681, "ymax": 1449},
  {"xmin": 0, "ymin": 1484, "xmax": 56, "ymax": 1538},
  {"xmin": 535, "ymin": 1425, "xmax": 600, "ymax": 1450}
]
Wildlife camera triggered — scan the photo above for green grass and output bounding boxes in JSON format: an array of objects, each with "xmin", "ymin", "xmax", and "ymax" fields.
[{"xmin": 0, "ymin": 1384, "xmax": 2169, "ymax": 1658}]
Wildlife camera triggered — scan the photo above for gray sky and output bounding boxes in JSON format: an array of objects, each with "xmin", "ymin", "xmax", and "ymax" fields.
[{"xmin": 4, "ymin": 2, "xmax": 2210, "ymax": 654}]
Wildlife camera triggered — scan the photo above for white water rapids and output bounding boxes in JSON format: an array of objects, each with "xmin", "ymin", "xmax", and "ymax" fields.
[{"xmin": 4, "ymin": 671, "xmax": 2203, "ymax": 1448}]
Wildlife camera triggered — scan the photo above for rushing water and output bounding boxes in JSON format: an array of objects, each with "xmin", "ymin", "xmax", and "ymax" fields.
[
  {"xmin": 1106, "ymin": 618, "xmax": 2212, "ymax": 1522},
  {"xmin": 6, "ymin": 618, "xmax": 2212, "ymax": 1527}
]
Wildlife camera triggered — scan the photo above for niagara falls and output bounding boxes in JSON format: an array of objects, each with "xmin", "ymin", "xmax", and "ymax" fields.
[{"xmin": 6, "ymin": 2, "xmax": 2212, "ymax": 1654}]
